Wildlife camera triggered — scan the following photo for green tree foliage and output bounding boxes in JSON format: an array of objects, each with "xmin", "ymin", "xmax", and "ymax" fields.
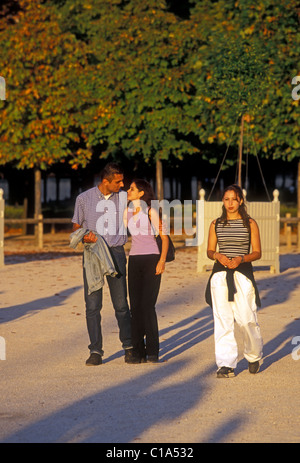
[
  {"xmin": 54, "ymin": 0, "xmax": 202, "ymax": 166},
  {"xmin": 0, "ymin": 0, "xmax": 299, "ymax": 179},
  {"xmin": 191, "ymin": 0, "xmax": 300, "ymax": 161},
  {"xmin": 0, "ymin": 0, "xmax": 91, "ymax": 171}
]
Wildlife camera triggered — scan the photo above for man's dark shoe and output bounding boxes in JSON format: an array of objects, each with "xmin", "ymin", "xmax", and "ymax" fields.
[
  {"xmin": 217, "ymin": 366, "xmax": 235, "ymax": 378},
  {"xmin": 124, "ymin": 348, "xmax": 137, "ymax": 363},
  {"xmin": 86, "ymin": 352, "xmax": 102, "ymax": 366},
  {"xmin": 129, "ymin": 356, "xmax": 142, "ymax": 364},
  {"xmin": 147, "ymin": 355, "xmax": 159, "ymax": 363},
  {"xmin": 248, "ymin": 361, "xmax": 260, "ymax": 374}
]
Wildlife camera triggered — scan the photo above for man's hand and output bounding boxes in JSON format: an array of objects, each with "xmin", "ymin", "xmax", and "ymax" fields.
[{"xmin": 83, "ymin": 231, "xmax": 98, "ymax": 243}]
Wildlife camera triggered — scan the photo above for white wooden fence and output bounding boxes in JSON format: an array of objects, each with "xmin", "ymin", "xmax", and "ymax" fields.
[
  {"xmin": 186, "ymin": 188, "xmax": 280, "ymax": 273},
  {"xmin": 0, "ymin": 189, "xmax": 72, "ymax": 267},
  {"xmin": 0, "ymin": 186, "xmax": 287, "ymax": 273}
]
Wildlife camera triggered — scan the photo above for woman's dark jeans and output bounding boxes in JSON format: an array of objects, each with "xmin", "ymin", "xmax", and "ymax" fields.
[{"xmin": 128, "ymin": 254, "xmax": 161, "ymax": 358}]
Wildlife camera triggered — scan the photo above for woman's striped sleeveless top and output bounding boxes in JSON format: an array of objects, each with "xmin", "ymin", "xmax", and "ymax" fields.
[{"xmin": 215, "ymin": 219, "xmax": 250, "ymax": 258}]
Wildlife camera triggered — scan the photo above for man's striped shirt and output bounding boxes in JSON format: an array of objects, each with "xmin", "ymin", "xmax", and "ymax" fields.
[{"xmin": 72, "ymin": 186, "xmax": 128, "ymax": 247}]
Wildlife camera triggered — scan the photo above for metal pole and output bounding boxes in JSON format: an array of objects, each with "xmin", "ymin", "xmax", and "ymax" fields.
[{"xmin": 238, "ymin": 114, "xmax": 244, "ymax": 188}]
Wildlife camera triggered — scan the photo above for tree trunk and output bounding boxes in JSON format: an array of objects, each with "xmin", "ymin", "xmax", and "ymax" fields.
[
  {"xmin": 156, "ymin": 159, "xmax": 164, "ymax": 201},
  {"xmin": 238, "ymin": 114, "xmax": 244, "ymax": 188},
  {"xmin": 34, "ymin": 167, "xmax": 43, "ymax": 248},
  {"xmin": 34, "ymin": 167, "xmax": 42, "ymax": 218}
]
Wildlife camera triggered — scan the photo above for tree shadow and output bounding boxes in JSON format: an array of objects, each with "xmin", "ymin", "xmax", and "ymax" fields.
[
  {"xmin": 255, "ymin": 255, "xmax": 300, "ymax": 309},
  {"xmin": 247, "ymin": 256, "xmax": 300, "ymax": 371},
  {"xmin": 4, "ymin": 252, "xmax": 80, "ymax": 265},
  {"xmin": 201, "ymin": 415, "xmax": 246, "ymax": 443},
  {"xmin": 103, "ymin": 306, "xmax": 214, "ymax": 364},
  {"xmin": 0, "ymin": 286, "xmax": 82, "ymax": 324},
  {"xmin": 260, "ymin": 317, "xmax": 300, "ymax": 371},
  {"xmin": 159, "ymin": 306, "xmax": 214, "ymax": 361},
  {"xmin": 2, "ymin": 361, "xmax": 230, "ymax": 443},
  {"xmin": 279, "ymin": 253, "xmax": 300, "ymax": 272},
  {"xmin": 126, "ymin": 275, "xmax": 214, "ymax": 363}
]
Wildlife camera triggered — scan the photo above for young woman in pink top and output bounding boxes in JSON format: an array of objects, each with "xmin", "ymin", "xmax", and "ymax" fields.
[{"xmin": 124, "ymin": 179, "xmax": 169, "ymax": 363}]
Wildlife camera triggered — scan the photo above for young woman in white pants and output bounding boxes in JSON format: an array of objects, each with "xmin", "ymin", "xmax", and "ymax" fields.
[{"xmin": 205, "ymin": 185, "xmax": 263, "ymax": 378}]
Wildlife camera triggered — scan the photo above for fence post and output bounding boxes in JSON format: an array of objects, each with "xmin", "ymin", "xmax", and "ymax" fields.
[
  {"xmin": 0, "ymin": 188, "xmax": 4, "ymax": 268},
  {"xmin": 285, "ymin": 213, "xmax": 292, "ymax": 250},
  {"xmin": 37, "ymin": 214, "xmax": 43, "ymax": 250}
]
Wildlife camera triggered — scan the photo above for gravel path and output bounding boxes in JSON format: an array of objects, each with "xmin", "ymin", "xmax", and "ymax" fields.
[{"xmin": 0, "ymin": 234, "xmax": 299, "ymax": 443}]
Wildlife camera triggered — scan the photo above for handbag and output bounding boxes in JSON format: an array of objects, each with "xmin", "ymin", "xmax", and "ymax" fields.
[{"xmin": 148, "ymin": 209, "xmax": 175, "ymax": 262}]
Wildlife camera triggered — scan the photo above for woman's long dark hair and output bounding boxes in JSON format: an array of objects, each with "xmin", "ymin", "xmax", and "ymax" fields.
[
  {"xmin": 131, "ymin": 179, "xmax": 156, "ymax": 208},
  {"xmin": 217, "ymin": 184, "xmax": 251, "ymax": 231}
]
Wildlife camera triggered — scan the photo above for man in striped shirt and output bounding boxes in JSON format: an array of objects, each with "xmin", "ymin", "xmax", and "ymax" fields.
[{"xmin": 72, "ymin": 163, "xmax": 133, "ymax": 365}]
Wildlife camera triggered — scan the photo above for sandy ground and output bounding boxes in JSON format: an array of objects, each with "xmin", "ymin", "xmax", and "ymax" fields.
[{"xmin": 0, "ymin": 232, "xmax": 299, "ymax": 444}]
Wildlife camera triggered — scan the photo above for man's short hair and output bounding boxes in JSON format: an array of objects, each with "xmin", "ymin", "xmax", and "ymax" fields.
[{"xmin": 100, "ymin": 163, "xmax": 123, "ymax": 182}]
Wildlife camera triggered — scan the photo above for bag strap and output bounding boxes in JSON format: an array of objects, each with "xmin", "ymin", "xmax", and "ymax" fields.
[{"xmin": 147, "ymin": 207, "xmax": 157, "ymax": 236}]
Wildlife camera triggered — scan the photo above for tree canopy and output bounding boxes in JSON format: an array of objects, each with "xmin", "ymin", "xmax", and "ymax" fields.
[
  {"xmin": 191, "ymin": 0, "xmax": 300, "ymax": 162},
  {"xmin": 0, "ymin": 0, "xmax": 299, "ymax": 177},
  {"xmin": 52, "ymin": 0, "xmax": 202, "ymax": 167}
]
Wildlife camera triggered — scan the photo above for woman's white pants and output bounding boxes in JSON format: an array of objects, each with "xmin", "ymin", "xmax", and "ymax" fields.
[{"xmin": 211, "ymin": 271, "xmax": 263, "ymax": 369}]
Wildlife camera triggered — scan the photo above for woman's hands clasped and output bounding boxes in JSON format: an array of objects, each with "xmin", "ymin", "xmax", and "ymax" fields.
[{"xmin": 215, "ymin": 253, "xmax": 243, "ymax": 269}]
